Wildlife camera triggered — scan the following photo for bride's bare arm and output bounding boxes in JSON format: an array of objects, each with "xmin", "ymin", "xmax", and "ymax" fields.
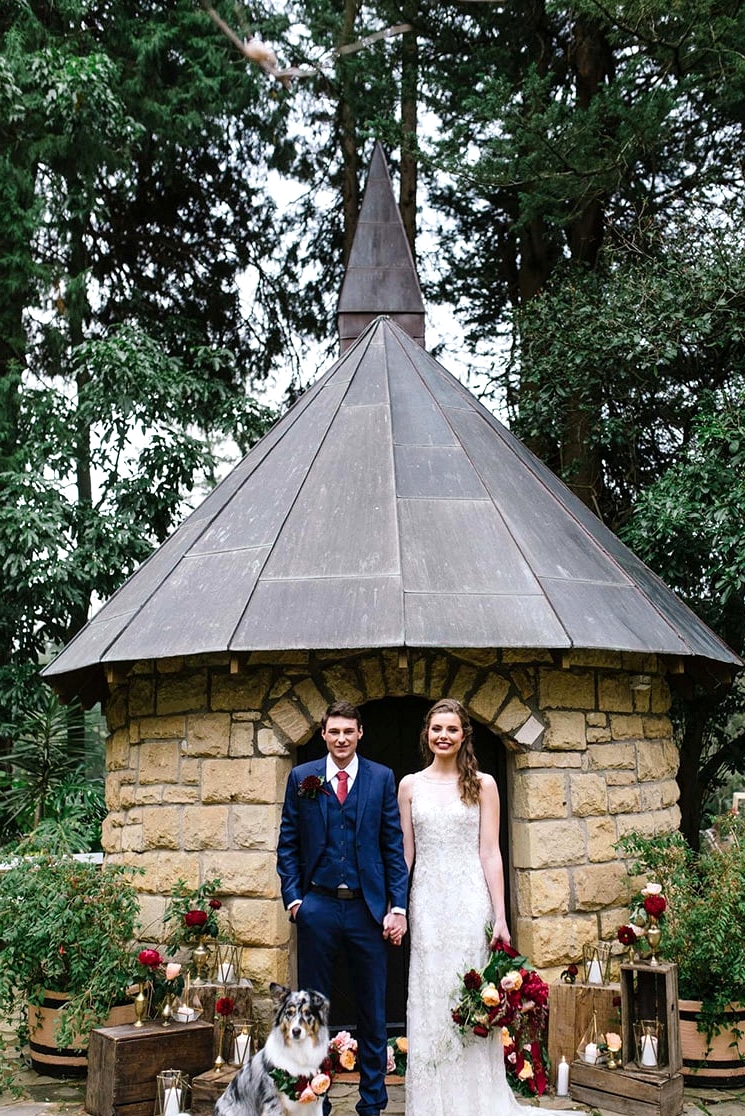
[
  {"xmin": 478, "ymin": 773, "xmax": 511, "ymax": 946},
  {"xmin": 398, "ymin": 773, "xmax": 416, "ymax": 871}
]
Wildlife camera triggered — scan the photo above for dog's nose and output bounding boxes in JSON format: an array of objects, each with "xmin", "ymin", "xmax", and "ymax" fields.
[{"xmin": 292, "ymin": 1026, "xmax": 302, "ymax": 1038}]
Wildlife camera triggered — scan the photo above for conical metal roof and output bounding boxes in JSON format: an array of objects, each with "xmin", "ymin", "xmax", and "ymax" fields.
[
  {"xmin": 43, "ymin": 314, "xmax": 739, "ymax": 704},
  {"xmin": 337, "ymin": 142, "xmax": 425, "ymax": 352}
]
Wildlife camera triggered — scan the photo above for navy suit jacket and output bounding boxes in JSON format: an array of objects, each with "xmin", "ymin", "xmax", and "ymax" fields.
[{"xmin": 277, "ymin": 755, "xmax": 409, "ymax": 925}]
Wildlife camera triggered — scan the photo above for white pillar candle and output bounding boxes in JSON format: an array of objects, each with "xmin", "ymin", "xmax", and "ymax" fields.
[
  {"xmin": 587, "ymin": 958, "xmax": 603, "ymax": 985},
  {"xmin": 641, "ymin": 1033, "xmax": 658, "ymax": 1067},
  {"xmin": 217, "ymin": 963, "xmax": 234, "ymax": 983},
  {"xmin": 584, "ymin": 1042, "xmax": 598, "ymax": 1065},
  {"xmin": 556, "ymin": 1056, "xmax": 570, "ymax": 1095},
  {"xmin": 175, "ymin": 1005, "xmax": 196, "ymax": 1023},
  {"xmin": 163, "ymin": 1087, "xmax": 181, "ymax": 1116},
  {"xmin": 233, "ymin": 1032, "xmax": 251, "ymax": 1065}
]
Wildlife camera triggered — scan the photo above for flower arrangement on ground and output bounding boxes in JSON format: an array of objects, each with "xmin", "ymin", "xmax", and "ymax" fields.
[
  {"xmin": 452, "ymin": 936, "xmax": 550, "ymax": 1096},
  {"xmin": 386, "ymin": 1036, "xmax": 407, "ymax": 1076},
  {"xmin": 163, "ymin": 877, "xmax": 226, "ymax": 950},
  {"xmin": 329, "ymin": 1030, "xmax": 358, "ymax": 1071}
]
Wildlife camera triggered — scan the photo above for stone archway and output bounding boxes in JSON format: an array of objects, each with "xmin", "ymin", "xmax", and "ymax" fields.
[{"xmin": 296, "ymin": 695, "xmax": 510, "ymax": 1033}]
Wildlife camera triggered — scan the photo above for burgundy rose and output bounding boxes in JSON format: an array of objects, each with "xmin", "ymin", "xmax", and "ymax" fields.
[
  {"xmin": 463, "ymin": 969, "xmax": 482, "ymax": 991},
  {"xmin": 209, "ymin": 898, "xmax": 222, "ymax": 910},
  {"xmin": 522, "ymin": 970, "xmax": 549, "ymax": 1007},
  {"xmin": 138, "ymin": 948, "xmax": 163, "ymax": 968},
  {"xmin": 473, "ymin": 1023, "xmax": 489, "ymax": 1037},
  {"xmin": 215, "ymin": 996, "xmax": 236, "ymax": 1017},
  {"xmin": 643, "ymin": 894, "xmax": 667, "ymax": 919},
  {"xmin": 184, "ymin": 909, "xmax": 209, "ymax": 928},
  {"xmin": 567, "ymin": 963, "xmax": 578, "ymax": 976},
  {"xmin": 617, "ymin": 924, "xmax": 638, "ymax": 946},
  {"xmin": 492, "ymin": 940, "xmax": 519, "ymax": 959},
  {"xmin": 451, "ymin": 1009, "xmax": 464, "ymax": 1025}
]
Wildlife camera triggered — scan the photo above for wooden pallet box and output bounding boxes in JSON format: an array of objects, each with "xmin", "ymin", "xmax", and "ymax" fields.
[
  {"xmin": 620, "ymin": 961, "xmax": 682, "ymax": 1074},
  {"xmin": 547, "ymin": 980, "xmax": 621, "ymax": 1088},
  {"xmin": 86, "ymin": 1020, "xmax": 214, "ymax": 1116},
  {"xmin": 192, "ymin": 1066, "xmax": 239, "ymax": 1116},
  {"xmin": 569, "ymin": 1060, "xmax": 684, "ymax": 1116}
]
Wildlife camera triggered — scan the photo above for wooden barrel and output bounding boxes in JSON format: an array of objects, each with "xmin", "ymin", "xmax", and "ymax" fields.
[
  {"xmin": 679, "ymin": 999, "xmax": 745, "ymax": 1088},
  {"xmin": 29, "ymin": 990, "xmax": 135, "ymax": 1077}
]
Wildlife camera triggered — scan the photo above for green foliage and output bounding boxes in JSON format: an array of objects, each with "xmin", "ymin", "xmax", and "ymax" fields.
[
  {"xmin": 618, "ymin": 814, "xmax": 745, "ymax": 1044},
  {"xmin": 0, "ymin": 690, "xmax": 105, "ymax": 850},
  {"xmin": 0, "ymin": 855, "xmax": 142, "ymax": 1054},
  {"xmin": 162, "ymin": 877, "xmax": 226, "ymax": 950}
]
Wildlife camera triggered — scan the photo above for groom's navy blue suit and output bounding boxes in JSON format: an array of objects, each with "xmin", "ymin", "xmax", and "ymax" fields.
[{"xmin": 277, "ymin": 755, "xmax": 409, "ymax": 1116}]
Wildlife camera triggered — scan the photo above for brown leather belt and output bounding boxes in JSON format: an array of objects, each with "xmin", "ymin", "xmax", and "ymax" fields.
[{"xmin": 309, "ymin": 885, "xmax": 363, "ymax": 900}]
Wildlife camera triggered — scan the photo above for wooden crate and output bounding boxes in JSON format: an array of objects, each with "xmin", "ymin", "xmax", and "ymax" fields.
[
  {"xmin": 620, "ymin": 961, "xmax": 682, "ymax": 1073},
  {"xmin": 569, "ymin": 1060, "xmax": 684, "ymax": 1116},
  {"xmin": 547, "ymin": 981, "xmax": 621, "ymax": 1088},
  {"xmin": 192, "ymin": 1066, "xmax": 240, "ymax": 1116},
  {"xmin": 86, "ymin": 1020, "xmax": 214, "ymax": 1116}
]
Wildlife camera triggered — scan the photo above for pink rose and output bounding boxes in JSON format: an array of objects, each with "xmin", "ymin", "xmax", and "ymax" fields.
[
  {"xmin": 165, "ymin": 962, "xmax": 182, "ymax": 981},
  {"xmin": 500, "ymin": 970, "xmax": 523, "ymax": 993},
  {"xmin": 387, "ymin": 1046, "xmax": 396, "ymax": 1073},
  {"xmin": 298, "ymin": 1086, "xmax": 317, "ymax": 1103}
]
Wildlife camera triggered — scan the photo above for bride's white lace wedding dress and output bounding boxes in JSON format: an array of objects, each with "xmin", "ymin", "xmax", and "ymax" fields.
[{"xmin": 405, "ymin": 772, "xmax": 578, "ymax": 1115}]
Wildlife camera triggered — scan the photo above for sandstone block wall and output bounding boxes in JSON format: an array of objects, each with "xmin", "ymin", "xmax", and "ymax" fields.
[{"xmin": 102, "ymin": 647, "xmax": 678, "ymax": 1024}]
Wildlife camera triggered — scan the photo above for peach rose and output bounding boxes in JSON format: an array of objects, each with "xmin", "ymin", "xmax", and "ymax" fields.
[
  {"xmin": 605, "ymin": 1032, "xmax": 622, "ymax": 1052},
  {"xmin": 518, "ymin": 1062, "xmax": 534, "ymax": 1080},
  {"xmin": 340, "ymin": 1048, "xmax": 356, "ymax": 1070},
  {"xmin": 298, "ymin": 1086, "xmax": 317, "ymax": 1103},
  {"xmin": 481, "ymin": 982, "xmax": 501, "ymax": 1007},
  {"xmin": 311, "ymin": 1073, "xmax": 331, "ymax": 1095},
  {"xmin": 501, "ymin": 1027, "xmax": 512, "ymax": 1048},
  {"xmin": 395, "ymin": 1036, "xmax": 408, "ymax": 1053},
  {"xmin": 165, "ymin": 963, "xmax": 182, "ymax": 981}
]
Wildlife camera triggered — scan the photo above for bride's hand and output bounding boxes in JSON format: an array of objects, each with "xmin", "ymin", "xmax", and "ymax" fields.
[{"xmin": 489, "ymin": 920, "xmax": 511, "ymax": 949}]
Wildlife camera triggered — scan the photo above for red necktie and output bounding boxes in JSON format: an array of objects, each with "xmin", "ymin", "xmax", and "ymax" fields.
[{"xmin": 336, "ymin": 770, "xmax": 349, "ymax": 805}]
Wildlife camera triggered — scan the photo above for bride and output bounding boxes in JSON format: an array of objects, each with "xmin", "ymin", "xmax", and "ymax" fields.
[{"xmin": 398, "ymin": 698, "xmax": 579, "ymax": 1115}]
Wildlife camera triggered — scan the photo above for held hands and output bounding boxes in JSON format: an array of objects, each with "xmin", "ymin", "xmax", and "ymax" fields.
[{"xmin": 383, "ymin": 911, "xmax": 407, "ymax": 946}]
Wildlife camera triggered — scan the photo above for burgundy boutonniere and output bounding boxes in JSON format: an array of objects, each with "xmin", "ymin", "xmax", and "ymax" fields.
[{"xmin": 298, "ymin": 774, "xmax": 330, "ymax": 799}]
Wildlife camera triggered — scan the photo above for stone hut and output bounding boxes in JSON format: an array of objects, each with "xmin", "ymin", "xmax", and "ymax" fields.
[{"xmin": 43, "ymin": 145, "xmax": 740, "ymax": 1030}]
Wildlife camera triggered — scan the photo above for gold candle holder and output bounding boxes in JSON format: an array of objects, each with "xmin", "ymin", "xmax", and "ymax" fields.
[{"xmin": 191, "ymin": 937, "xmax": 211, "ymax": 985}]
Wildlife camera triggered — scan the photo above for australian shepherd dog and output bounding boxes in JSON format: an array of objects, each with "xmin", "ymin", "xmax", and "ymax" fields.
[{"xmin": 214, "ymin": 983, "xmax": 331, "ymax": 1116}]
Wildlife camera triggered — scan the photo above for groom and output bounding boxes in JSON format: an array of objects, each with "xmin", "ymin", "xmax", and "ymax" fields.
[{"xmin": 277, "ymin": 700, "xmax": 409, "ymax": 1116}]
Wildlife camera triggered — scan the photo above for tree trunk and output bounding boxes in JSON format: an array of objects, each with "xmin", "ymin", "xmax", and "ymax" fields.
[
  {"xmin": 337, "ymin": 0, "xmax": 360, "ymax": 266},
  {"xmin": 399, "ymin": 2, "xmax": 418, "ymax": 256}
]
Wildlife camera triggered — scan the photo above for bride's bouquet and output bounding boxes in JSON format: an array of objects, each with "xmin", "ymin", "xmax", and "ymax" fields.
[{"xmin": 451, "ymin": 933, "xmax": 550, "ymax": 1096}]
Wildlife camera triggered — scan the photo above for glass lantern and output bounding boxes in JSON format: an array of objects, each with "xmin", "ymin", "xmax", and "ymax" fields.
[
  {"xmin": 213, "ymin": 942, "xmax": 244, "ymax": 985},
  {"xmin": 154, "ymin": 1070, "xmax": 189, "ymax": 1116},
  {"xmin": 577, "ymin": 1010, "xmax": 607, "ymax": 1066},
  {"xmin": 634, "ymin": 1019, "xmax": 666, "ymax": 1070},
  {"xmin": 230, "ymin": 1019, "xmax": 253, "ymax": 1067},
  {"xmin": 582, "ymin": 942, "xmax": 613, "ymax": 985}
]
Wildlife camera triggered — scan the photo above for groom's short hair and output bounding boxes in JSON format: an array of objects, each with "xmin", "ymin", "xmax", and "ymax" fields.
[{"xmin": 322, "ymin": 700, "xmax": 362, "ymax": 730}]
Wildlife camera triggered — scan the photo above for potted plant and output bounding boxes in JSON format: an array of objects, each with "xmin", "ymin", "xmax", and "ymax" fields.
[
  {"xmin": 617, "ymin": 812, "xmax": 745, "ymax": 1085},
  {"xmin": 0, "ymin": 853, "xmax": 141, "ymax": 1077}
]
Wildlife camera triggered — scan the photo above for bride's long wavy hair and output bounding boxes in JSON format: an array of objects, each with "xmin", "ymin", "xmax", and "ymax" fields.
[{"xmin": 419, "ymin": 698, "xmax": 481, "ymax": 806}]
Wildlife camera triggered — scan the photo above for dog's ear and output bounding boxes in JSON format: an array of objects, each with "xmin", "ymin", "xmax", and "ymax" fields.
[
  {"xmin": 308, "ymin": 989, "xmax": 330, "ymax": 1022},
  {"xmin": 269, "ymin": 982, "xmax": 291, "ymax": 1006}
]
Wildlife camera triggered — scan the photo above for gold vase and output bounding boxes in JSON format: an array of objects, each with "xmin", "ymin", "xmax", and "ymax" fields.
[
  {"xmin": 646, "ymin": 918, "xmax": 661, "ymax": 966},
  {"xmin": 134, "ymin": 982, "xmax": 149, "ymax": 1028},
  {"xmin": 192, "ymin": 938, "xmax": 211, "ymax": 985},
  {"xmin": 213, "ymin": 1018, "xmax": 226, "ymax": 1072},
  {"xmin": 161, "ymin": 994, "xmax": 174, "ymax": 1027}
]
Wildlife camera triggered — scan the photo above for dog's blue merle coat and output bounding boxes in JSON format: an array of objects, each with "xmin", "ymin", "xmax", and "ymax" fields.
[{"xmin": 214, "ymin": 984, "xmax": 330, "ymax": 1116}]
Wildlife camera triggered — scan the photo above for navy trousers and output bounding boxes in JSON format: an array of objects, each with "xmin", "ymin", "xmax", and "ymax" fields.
[{"xmin": 296, "ymin": 890, "xmax": 388, "ymax": 1116}]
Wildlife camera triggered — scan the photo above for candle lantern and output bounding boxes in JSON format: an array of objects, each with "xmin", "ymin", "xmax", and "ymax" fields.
[
  {"xmin": 154, "ymin": 1070, "xmax": 190, "ymax": 1116},
  {"xmin": 173, "ymin": 975, "xmax": 203, "ymax": 1023},
  {"xmin": 634, "ymin": 1020, "xmax": 666, "ymax": 1070},
  {"xmin": 582, "ymin": 942, "xmax": 612, "ymax": 986},
  {"xmin": 230, "ymin": 1019, "xmax": 253, "ymax": 1067},
  {"xmin": 213, "ymin": 943, "xmax": 243, "ymax": 985},
  {"xmin": 577, "ymin": 1010, "xmax": 606, "ymax": 1066}
]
